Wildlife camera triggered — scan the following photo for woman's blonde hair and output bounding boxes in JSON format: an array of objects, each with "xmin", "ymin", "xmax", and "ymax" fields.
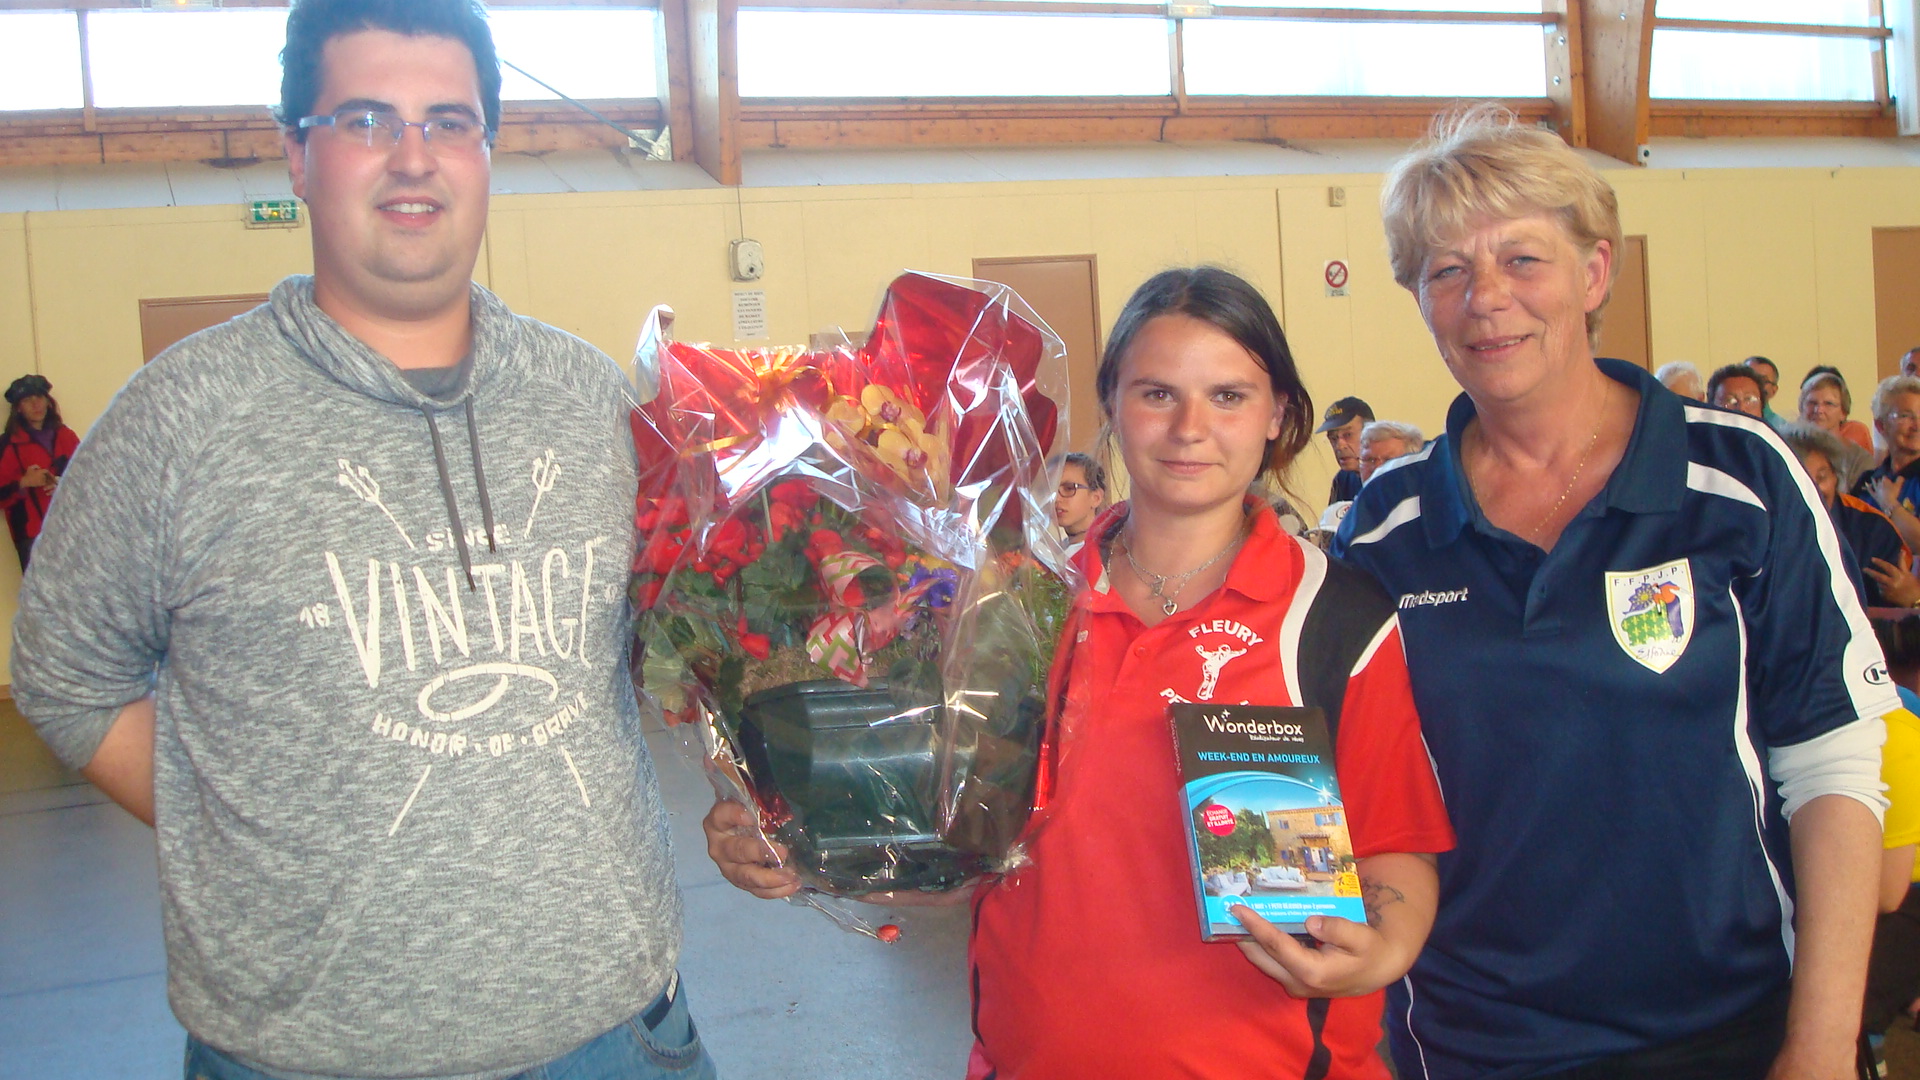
[{"xmin": 1380, "ymin": 103, "xmax": 1623, "ymax": 346}]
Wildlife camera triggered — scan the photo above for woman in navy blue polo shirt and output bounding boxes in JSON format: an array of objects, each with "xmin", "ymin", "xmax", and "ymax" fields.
[{"xmin": 1336, "ymin": 105, "xmax": 1895, "ymax": 1080}]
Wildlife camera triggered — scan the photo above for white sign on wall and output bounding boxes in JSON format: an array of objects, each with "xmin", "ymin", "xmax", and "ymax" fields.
[{"xmin": 733, "ymin": 289, "xmax": 768, "ymax": 341}]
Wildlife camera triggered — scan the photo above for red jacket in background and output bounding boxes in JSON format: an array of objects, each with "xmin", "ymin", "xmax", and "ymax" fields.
[{"xmin": 0, "ymin": 423, "xmax": 79, "ymax": 547}]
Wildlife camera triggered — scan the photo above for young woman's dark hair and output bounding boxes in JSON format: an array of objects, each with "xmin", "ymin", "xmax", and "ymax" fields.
[
  {"xmin": 1059, "ymin": 451, "xmax": 1107, "ymax": 493},
  {"xmin": 1095, "ymin": 267, "xmax": 1314, "ymax": 483},
  {"xmin": 276, "ymin": 0, "xmax": 504, "ymax": 139}
]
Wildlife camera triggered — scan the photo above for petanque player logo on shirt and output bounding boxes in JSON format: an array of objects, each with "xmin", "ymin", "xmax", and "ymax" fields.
[{"xmin": 1605, "ymin": 559, "xmax": 1695, "ymax": 674}]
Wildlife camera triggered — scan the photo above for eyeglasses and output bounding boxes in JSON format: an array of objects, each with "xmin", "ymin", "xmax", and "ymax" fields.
[
  {"xmin": 1888, "ymin": 411, "xmax": 1920, "ymax": 424},
  {"xmin": 1720, "ymin": 395, "xmax": 1762, "ymax": 408},
  {"xmin": 1058, "ymin": 482, "xmax": 1099, "ymax": 498},
  {"xmin": 298, "ymin": 108, "xmax": 490, "ymax": 153}
]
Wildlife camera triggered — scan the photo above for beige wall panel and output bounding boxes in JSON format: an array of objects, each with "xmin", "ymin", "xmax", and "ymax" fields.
[
  {"xmin": 483, "ymin": 207, "xmax": 531, "ymax": 310},
  {"xmin": 1276, "ymin": 184, "xmax": 1358, "ymax": 508},
  {"xmin": 26, "ymin": 207, "xmax": 311, "ymax": 436},
  {"xmin": 1193, "ymin": 187, "xmax": 1286, "ymax": 320},
  {"xmin": 1614, "ymin": 172, "xmax": 1714, "ymax": 374},
  {"xmin": 935, "ymin": 193, "xmax": 1096, "ymax": 269},
  {"xmin": 0, "ymin": 216, "xmax": 33, "ymax": 384},
  {"xmin": 1084, "ymin": 189, "xmax": 1201, "ymax": 308},
  {"xmin": 1815, "ymin": 171, "xmax": 1920, "ymax": 390},
  {"xmin": 1337, "ymin": 185, "xmax": 1451, "ymax": 447},
  {"xmin": 500, "ymin": 196, "xmax": 737, "ymax": 354},
  {"xmin": 1698, "ymin": 177, "xmax": 1823, "ymax": 383},
  {"xmin": 0, "ymin": 216, "xmax": 30, "ymax": 679},
  {"xmin": 794, "ymin": 195, "xmax": 937, "ymax": 340}
]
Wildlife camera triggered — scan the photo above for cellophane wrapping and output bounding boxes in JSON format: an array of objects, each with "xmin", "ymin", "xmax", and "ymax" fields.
[{"xmin": 630, "ymin": 272, "xmax": 1073, "ymax": 924}]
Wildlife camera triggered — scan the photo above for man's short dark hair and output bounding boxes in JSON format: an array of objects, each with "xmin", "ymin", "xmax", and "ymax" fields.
[
  {"xmin": 276, "ymin": 0, "xmax": 502, "ymax": 140},
  {"xmin": 1707, "ymin": 363, "xmax": 1760, "ymax": 404}
]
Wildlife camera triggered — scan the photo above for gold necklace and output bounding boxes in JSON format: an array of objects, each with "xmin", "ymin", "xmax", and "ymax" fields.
[
  {"xmin": 1520, "ymin": 382, "xmax": 1612, "ymax": 541},
  {"xmin": 1472, "ymin": 380, "xmax": 1610, "ymax": 545}
]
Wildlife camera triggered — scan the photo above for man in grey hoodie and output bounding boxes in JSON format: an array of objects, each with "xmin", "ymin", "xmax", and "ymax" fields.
[{"xmin": 11, "ymin": 1, "xmax": 713, "ymax": 1077}]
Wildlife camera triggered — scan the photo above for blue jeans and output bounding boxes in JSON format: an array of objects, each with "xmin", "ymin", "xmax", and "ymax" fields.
[{"xmin": 184, "ymin": 976, "xmax": 718, "ymax": 1080}]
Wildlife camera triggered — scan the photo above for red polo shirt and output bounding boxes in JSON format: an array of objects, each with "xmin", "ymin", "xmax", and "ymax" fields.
[{"xmin": 968, "ymin": 506, "xmax": 1454, "ymax": 1080}]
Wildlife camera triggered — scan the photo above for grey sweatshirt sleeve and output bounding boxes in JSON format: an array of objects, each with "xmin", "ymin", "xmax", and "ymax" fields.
[{"xmin": 13, "ymin": 362, "xmax": 199, "ymax": 768}]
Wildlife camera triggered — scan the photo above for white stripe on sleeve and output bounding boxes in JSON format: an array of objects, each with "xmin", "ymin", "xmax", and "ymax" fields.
[
  {"xmin": 1684, "ymin": 405, "xmax": 1897, "ymax": 721},
  {"xmin": 1768, "ymin": 715, "xmax": 1889, "ymax": 824}
]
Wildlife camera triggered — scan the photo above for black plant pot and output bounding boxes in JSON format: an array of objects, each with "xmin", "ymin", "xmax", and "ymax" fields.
[{"xmin": 733, "ymin": 678, "xmax": 989, "ymax": 895}]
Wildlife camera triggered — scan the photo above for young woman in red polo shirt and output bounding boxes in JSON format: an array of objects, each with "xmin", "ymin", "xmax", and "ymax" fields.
[{"xmin": 707, "ymin": 267, "xmax": 1454, "ymax": 1079}]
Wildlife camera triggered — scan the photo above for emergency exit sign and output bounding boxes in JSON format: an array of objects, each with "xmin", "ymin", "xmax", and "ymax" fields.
[{"xmin": 246, "ymin": 199, "xmax": 301, "ymax": 228}]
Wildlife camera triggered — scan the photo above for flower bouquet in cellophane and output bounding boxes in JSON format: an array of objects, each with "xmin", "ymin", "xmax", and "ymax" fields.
[{"xmin": 630, "ymin": 272, "xmax": 1073, "ymax": 908}]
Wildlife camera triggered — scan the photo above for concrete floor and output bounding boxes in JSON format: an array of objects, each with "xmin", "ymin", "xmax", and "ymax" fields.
[
  {"xmin": 6, "ymin": 698, "xmax": 1920, "ymax": 1080},
  {"xmin": 0, "ymin": 701, "xmax": 974, "ymax": 1080}
]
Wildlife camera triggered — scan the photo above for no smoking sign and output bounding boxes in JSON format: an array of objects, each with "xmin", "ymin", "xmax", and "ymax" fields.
[{"xmin": 1324, "ymin": 259, "xmax": 1350, "ymax": 298}]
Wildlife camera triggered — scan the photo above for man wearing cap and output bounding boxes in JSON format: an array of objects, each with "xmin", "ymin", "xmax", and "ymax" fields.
[
  {"xmin": 0, "ymin": 374, "xmax": 77, "ymax": 570},
  {"xmin": 10, "ymin": 0, "xmax": 712, "ymax": 1077},
  {"xmin": 1317, "ymin": 396, "xmax": 1374, "ymax": 504}
]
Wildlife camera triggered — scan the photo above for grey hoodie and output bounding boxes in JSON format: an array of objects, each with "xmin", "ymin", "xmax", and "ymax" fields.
[{"xmin": 13, "ymin": 277, "xmax": 683, "ymax": 1079}]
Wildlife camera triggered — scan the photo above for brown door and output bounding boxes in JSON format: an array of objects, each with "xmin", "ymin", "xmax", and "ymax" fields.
[
  {"xmin": 139, "ymin": 294, "xmax": 270, "ymax": 362},
  {"xmin": 1875, "ymin": 227, "xmax": 1920, "ymax": 380},
  {"xmin": 1596, "ymin": 235, "xmax": 1652, "ymax": 370},
  {"xmin": 971, "ymin": 256, "xmax": 1101, "ymax": 456}
]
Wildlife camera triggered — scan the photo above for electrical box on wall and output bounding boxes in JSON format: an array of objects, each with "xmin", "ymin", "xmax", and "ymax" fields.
[{"xmin": 730, "ymin": 239, "xmax": 765, "ymax": 282}]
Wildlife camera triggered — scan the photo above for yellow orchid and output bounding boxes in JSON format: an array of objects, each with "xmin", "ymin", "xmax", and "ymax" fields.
[
  {"xmin": 862, "ymin": 387, "xmax": 949, "ymax": 497},
  {"xmin": 860, "ymin": 385, "xmax": 927, "ymax": 431},
  {"xmin": 823, "ymin": 384, "xmax": 951, "ymax": 497}
]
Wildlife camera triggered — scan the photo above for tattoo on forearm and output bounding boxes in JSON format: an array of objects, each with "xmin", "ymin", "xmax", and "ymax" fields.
[{"xmin": 1362, "ymin": 878, "xmax": 1406, "ymax": 929}]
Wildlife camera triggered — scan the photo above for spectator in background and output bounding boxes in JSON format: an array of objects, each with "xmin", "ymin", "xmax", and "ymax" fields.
[
  {"xmin": 1857, "ymin": 375, "xmax": 1920, "ymax": 557},
  {"xmin": 1798, "ymin": 370, "xmax": 1873, "ymax": 482},
  {"xmin": 1654, "ymin": 361, "xmax": 1704, "ymax": 401},
  {"xmin": 1316, "ymin": 396, "xmax": 1372, "ymax": 504},
  {"xmin": 0, "ymin": 375, "xmax": 79, "ymax": 571},
  {"xmin": 1900, "ymin": 346, "xmax": 1919, "ymax": 380},
  {"xmin": 1802, "ymin": 365, "xmax": 1874, "ymax": 454},
  {"xmin": 1051, "ymin": 451, "xmax": 1107, "ymax": 557},
  {"xmin": 1746, "ymin": 356, "xmax": 1786, "ymax": 430},
  {"xmin": 1706, "ymin": 362, "xmax": 1764, "ymax": 419},
  {"xmin": 1357, "ymin": 420, "xmax": 1425, "ymax": 483},
  {"xmin": 1780, "ymin": 422, "xmax": 1916, "ymax": 609}
]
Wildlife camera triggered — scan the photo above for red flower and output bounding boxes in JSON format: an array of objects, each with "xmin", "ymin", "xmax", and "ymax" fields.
[
  {"xmin": 737, "ymin": 617, "xmax": 772, "ymax": 660},
  {"xmin": 740, "ymin": 632, "xmax": 771, "ymax": 660},
  {"xmin": 767, "ymin": 501, "xmax": 806, "ymax": 539},
  {"xmin": 639, "ymin": 531, "xmax": 687, "ymax": 576},
  {"xmin": 806, "ymin": 529, "xmax": 844, "ymax": 562},
  {"xmin": 634, "ymin": 579, "xmax": 662, "ymax": 609},
  {"xmin": 771, "ymin": 480, "xmax": 813, "ymax": 508},
  {"xmin": 711, "ymin": 517, "xmax": 750, "ymax": 552}
]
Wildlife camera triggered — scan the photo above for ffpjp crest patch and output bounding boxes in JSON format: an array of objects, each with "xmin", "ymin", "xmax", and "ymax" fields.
[{"xmin": 1606, "ymin": 559, "xmax": 1695, "ymax": 674}]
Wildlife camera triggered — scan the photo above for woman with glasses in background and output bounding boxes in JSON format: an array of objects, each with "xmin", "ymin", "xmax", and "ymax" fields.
[
  {"xmin": 1801, "ymin": 366, "xmax": 1874, "ymax": 455},
  {"xmin": 1050, "ymin": 451, "xmax": 1107, "ymax": 556}
]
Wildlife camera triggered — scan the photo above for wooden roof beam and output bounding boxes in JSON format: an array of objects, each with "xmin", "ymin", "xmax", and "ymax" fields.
[
  {"xmin": 688, "ymin": 0, "xmax": 741, "ymax": 185},
  {"xmin": 1579, "ymin": 0, "xmax": 1654, "ymax": 166}
]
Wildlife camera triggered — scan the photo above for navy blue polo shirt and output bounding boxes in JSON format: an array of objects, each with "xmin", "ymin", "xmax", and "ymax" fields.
[{"xmin": 1334, "ymin": 359, "xmax": 1896, "ymax": 1080}]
